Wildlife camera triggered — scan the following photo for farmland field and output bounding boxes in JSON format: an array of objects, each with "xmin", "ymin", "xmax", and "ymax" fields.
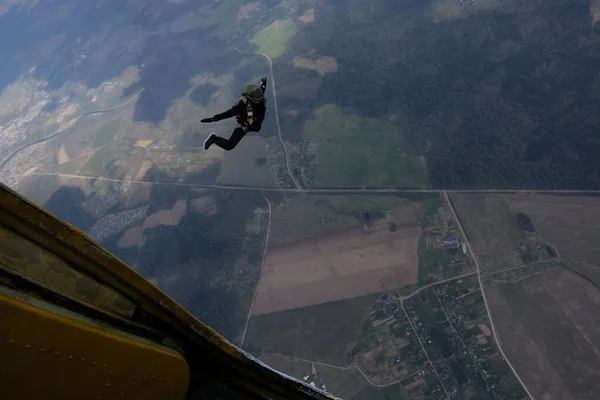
[
  {"xmin": 453, "ymin": 193, "xmax": 600, "ymax": 400},
  {"xmin": 249, "ymin": 19, "xmax": 298, "ymax": 59},
  {"xmin": 503, "ymin": 194, "xmax": 600, "ymax": 285},
  {"xmin": 253, "ymin": 226, "xmax": 420, "ymax": 315},
  {"xmin": 245, "ymin": 293, "xmax": 378, "ymax": 365},
  {"xmin": 486, "ymin": 268, "xmax": 600, "ymax": 400},
  {"xmin": 217, "ymin": 135, "xmax": 277, "ymax": 187},
  {"xmin": 449, "ymin": 194, "xmax": 523, "ymax": 254},
  {"xmin": 301, "ymin": 105, "xmax": 427, "ymax": 188}
]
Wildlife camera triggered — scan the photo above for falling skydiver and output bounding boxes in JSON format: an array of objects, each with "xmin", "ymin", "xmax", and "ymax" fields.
[{"xmin": 201, "ymin": 77, "xmax": 267, "ymax": 151}]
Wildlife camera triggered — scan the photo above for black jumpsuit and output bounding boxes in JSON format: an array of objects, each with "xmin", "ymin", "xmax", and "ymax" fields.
[{"xmin": 209, "ymin": 83, "xmax": 267, "ymax": 151}]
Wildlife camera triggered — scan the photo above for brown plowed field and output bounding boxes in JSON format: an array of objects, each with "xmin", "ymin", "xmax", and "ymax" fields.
[{"xmin": 253, "ymin": 226, "xmax": 420, "ymax": 315}]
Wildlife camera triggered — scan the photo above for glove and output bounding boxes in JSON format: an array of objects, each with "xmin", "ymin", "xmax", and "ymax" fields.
[
  {"xmin": 261, "ymin": 77, "xmax": 267, "ymax": 86},
  {"xmin": 201, "ymin": 117, "xmax": 213, "ymax": 123}
]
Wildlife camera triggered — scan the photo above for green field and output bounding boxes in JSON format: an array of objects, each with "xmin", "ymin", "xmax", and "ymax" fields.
[
  {"xmin": 417, "ymin": 235, "xmax": 455, "ymax": 286},
  {"xmin": 302, "ymin": 105, "xmax": 428, "ymax": 188},
  {"xmin": 317, "ymin": 195, "xmax": 414, "ymax": 221},
  {"xmin": 268, "ymin": 194, "xmax": 433, "ymax": 246},
  {"xmin": 420, "ymin": 194, "xmax": 443, "ymax": 215},
  {"xmin": 81, "ymin": 149, "xmax": 116, "ymax": 175},
  {"xmin": 268, "ymin": 194, "xmax": 362, "ymax": 246},
  {"xmin": 80, "ymin": 149, "xmax": 143, "ymax": 180},
  {"xmin": 91, "ymin": 120, "xmax": 121, "ymax": 147},
  {"xmin": 217, "ymin": 136, "xmax": 278, "ymax": 187},
  {"xmin": 449, "ymin": 194, "xmax": 524, "ymax": 253},
  {"xmin": 245, "ymin": 293, "xmax": 378, "ymax": 365},
  {"xmin": 249, "ymin": 19, "xmax": 299, "ymax": 59}
]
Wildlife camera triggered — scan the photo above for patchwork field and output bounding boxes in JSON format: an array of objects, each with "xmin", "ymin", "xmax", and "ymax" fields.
[
  {"xmin": 253, "ymin": 226, "xmax": 420, "ymax": 315},
  {"xmin": 126, "ymin": 182, "xmax": 152, "ymax": 208},
  {"xmin": 452, "ymin": 193, "xmax": 600, "ymax": 400},
  {"xmin": 134, "ymin": 139, "xmax": 153, "ymax": 148},
  {"xmin": 503, "ymin": 194, "xmax": 600, "ymax": 278},
  {"xmin": 292, "ymin": 56, "xmax": 338, "ymax": 76},
  {"xmin": 267, "ymin": 195, "xmax": 362, "ymax": 247},
  {"xmin": 245, "ymin": 293, "xmax": 378, "ymax": 365},
  {"xmin": 117, "ymin": 227, "xmax": 145, "ymax": 249},
  {"xmin": 143, "ymin": 199, "xmax": 187, "ymax": 229},
  {"xmin": 238, "ymin": 2, "xmax": 260, "ymax": 21},
  {"xmin": 478, "ymin": 194, "xmax": 600, "ymax": 285},
  {"xmin": 58, "ymin": 144, "xmax": 69, "ymax": 164},
  {"xmin": 449, "ymin": 194, "xmax": 523, "ymax": 254},
  {"xmin": 190, "ymin": 193, "xmax": 217, "ymax": 215},
  {"xmin": 55, "ymin": 152, "xmax": 95, "ymax": 175},
  {"xmin": 216, "ymin": 135, "xmax": 277, "ymax": 187},
  {"xmin": 134, "ymin": 160, "xmax": 153, "ymax": 180},
  {"xmin": 486, "ymin": 268, "xmax": 600, "ymax": 400},
  {"xmin": 299, "ymin": 8, "xmax": 315, "ymax": 23}
]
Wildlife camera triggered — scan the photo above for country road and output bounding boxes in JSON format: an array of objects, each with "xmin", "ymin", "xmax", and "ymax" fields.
[
  {"xmin": 444, "ymin": 192, "xmax": 535, "ymax": 400},
  {"xmin": 479, "ymin": 257, "xmax": 560, "ymax": 275},
  {"xmin": 400, "ymin": 271, "xmax": 477, "ymax": 302},
  {"xmin": 24, "ymin": 172, "xmax": 600, "ymax": 196},
  {"xmin": 232, "ymin": 3, "xmax": 301, "ymax": 190},
  {"xmin": 401, "ymin": 303, "xmax": 450, "ymax": 397},
  {"xmin": 258, "ymin": 49, "xmax": 302, "ymax": 191},
  {"xmin": 0, "ymin": 89, "xmax": 144, "ymax": 171},
  {"xmin": 239, "ymin": 193, "xmax": 272, "ymax": 348},
  {"xmin": 232, "ymin": 44, "xmax": 302, "ymax": 190},
  {"xmin": 262, "ymin": 353, "xmax": 403, "ymax": 389}
]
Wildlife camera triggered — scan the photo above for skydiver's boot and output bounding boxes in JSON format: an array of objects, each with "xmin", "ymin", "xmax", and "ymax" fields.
[{"xmin": 204, "ymin": 133, "xmax": 216, "ymax": 150}]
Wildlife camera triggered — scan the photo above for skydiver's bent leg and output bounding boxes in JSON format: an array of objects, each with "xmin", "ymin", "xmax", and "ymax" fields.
[{"xmin": 211, "ymin": 127, "xmax": 246, "ymax": 151}]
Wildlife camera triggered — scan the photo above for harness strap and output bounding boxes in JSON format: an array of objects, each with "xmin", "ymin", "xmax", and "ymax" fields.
[{"xmin": 239, "ymin": 96, "xmax": 254, "ymax": 128}]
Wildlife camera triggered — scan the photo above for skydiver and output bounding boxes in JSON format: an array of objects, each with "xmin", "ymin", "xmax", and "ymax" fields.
[{"xmin": 201, "ymin": 77, "xmax": 267, "ymax": 151}]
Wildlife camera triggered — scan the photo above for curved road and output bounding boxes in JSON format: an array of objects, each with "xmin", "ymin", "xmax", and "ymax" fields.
[
  {"xmin": 258, "ymin": 51, "xmax": 302, "ymax": 190},
  {"xmin": 234, "ymin": 6, "xmax": 301, "ymax": 188},
  {"xmin": 0, "ymin": 89, "xmax": 144, "ymax": 171},
  {"xmin": 231, "ymin": 44, "xmax": 301, "ymax": 190}
]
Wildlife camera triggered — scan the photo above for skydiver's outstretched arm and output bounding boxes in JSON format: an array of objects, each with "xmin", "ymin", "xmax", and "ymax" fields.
[{"xmin": 201, "ymin": 100, "xmax": 245, "ymax": 123}]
